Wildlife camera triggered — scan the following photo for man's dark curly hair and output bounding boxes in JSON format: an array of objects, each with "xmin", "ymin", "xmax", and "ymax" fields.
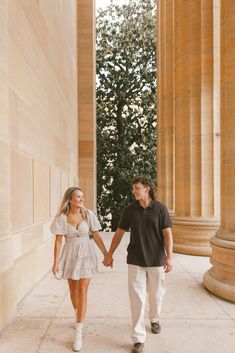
[{"xmin": 131, "ymin": 175, "xmax": 156, "ymax": 201}]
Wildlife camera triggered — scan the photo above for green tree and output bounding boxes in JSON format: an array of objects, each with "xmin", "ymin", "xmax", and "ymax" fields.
[{"xmin": 96, "ymin": 0, "xmax": 156, "ymax": 230}]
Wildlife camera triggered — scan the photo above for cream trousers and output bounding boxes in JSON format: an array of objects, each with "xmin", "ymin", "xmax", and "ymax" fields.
[{"xmin": 128, "ymin": 264, "xmax": 166, "ymax": 343}]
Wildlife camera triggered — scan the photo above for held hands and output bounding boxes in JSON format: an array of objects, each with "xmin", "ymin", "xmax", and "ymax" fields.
[
  {"xmin": 103, "ymin": 252, "xmax": 113, "ymax": 267},
  {"xmin": 163, "ymin": 256, "xmax": 173, "ymax": 273}
]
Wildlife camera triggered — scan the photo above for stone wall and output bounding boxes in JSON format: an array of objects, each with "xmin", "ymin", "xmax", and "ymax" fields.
[{"xmin": 0, "ymin": 0, "xmax": 78, "ymax": 331}]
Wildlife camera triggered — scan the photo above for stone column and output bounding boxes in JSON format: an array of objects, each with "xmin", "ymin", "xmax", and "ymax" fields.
[
  {"xmin": 203, "ymin": 0, "xmax": 235, "ymax": 302},
  {"xmin": 157, "ymin": 0, "xmax": 175, "ymax": 216},
  {"xmin": 77, "ymin": 0, "xmax": 96, "ymax": 210},
  {"xmin": 172, "ymin": 0, "xmax": 220, "ymax": 255}
]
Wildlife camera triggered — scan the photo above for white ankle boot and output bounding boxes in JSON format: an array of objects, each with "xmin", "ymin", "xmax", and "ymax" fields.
[{"xmin": 73, "ymin": 322, "xmax": 83, "ymax": 352}]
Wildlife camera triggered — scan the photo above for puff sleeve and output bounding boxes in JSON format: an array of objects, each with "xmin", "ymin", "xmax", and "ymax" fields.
[
  {"xmin": 50, "ymin": 213, "xmax": 67, "ymax": 235},
  {"xmin": 86, "ymin": 209, "xmax": 102, "ymax": 232}
]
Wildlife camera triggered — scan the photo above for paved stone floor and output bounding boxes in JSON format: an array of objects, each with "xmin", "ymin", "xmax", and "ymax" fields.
[{"xmin": 0, "ymin": 233, "xmax": 235, "ymax": 353}]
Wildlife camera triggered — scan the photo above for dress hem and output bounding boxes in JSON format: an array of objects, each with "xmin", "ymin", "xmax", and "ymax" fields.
[{"xmin": 55, "ymin": 274, "xmax": 95, "ymax": 280}]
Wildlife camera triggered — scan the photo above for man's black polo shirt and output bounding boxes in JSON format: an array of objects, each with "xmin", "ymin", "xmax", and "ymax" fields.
[{"xmin": 118, "ymin": 200, "xmax": 172, "ymax": 267}]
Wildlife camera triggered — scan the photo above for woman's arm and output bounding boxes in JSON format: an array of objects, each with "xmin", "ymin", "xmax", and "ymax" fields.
[
  {"xmin": 103, "ymin": 227, "xmax": 125, "ymax": 267},
  {"xmin": 52, "ymin": 235, "xmax": 62, "ymax": 276},
  {"xmin": 92, "ymin": 231, "xmax": 107, "ymax": 256}
]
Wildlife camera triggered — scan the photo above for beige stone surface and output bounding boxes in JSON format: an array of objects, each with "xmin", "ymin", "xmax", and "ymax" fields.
[
  {"xmin": 203, "ymin": 0, "xmax": 235, "ymax": 303},
  {"xmin": 50, "ymin": 167, "xmax": 61, "ymax": 217},
  {"xmin": 0, "ymin": 0, "xmax": 80, "ymax": 332},
  {"xmin": 172, "ymin": 218, "xmax": 220, "ymax": 256},
  {"xmin": 79, "ymin": 177, "xmax": 96, "ymax": 211},
  {"xmin": 157, "ymin": 0, "xmax": 174, "ymax": 216},
  {"xmin": 78, "ymin": 0, "xmax": 96, "ymax": 210},
  {"xmin": 0, "ymin": 0, "xmax": 8, "ymax": 139},
  {"xmin": 0, "ymin": 267, "xmax": 17, "ymax": 332},
  {"xmin": 0, "ymin": 237, "xmax": 14, "ymax": 274},
  {"xmin": 0, "ymin": 68, "xmax": 8, "ymax": 138},
  {"xmin": 11, "ymin": 149, "xmax": 33, "ymax": 231},
  {"xmin": 69, "ymin": 174, "xmax": 76, "ymax": 188},
  {"xmin": 43, "ymin": 221, "xmax": 54, "ymax": 242},
  {"xmin": 0, "ymin": 141, "xmax": 10, "ymax": 236},
  {"xmin": 7, "ymin": 0, "xmax": 78, "ymax": 169},
  {"xmin": 20, "ymin": 224, "xmax": 44, "ymax": 255},
  {"xmin": 13, "ymin": 239, "xmax": 54, "ymax": 304},
  {"xmin": 33, "ymin": 160, "xmax": 50, "ymax": 223},
  {"xmin": 61, "ymin": 172, "xmax": 69, "ymax": 197},
  {"xmin": 159, "ymin": 0, "xmax": 221, "ymax": 255},
  {"xmin": 1, "ymin": 234, "xmax": 235, "ymax": 353},
  {"xmin": 0, "ymin": 319, "xmax": 51, "ymax": 353}
]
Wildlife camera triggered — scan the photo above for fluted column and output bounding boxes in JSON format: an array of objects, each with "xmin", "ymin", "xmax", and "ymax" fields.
[
  {"xmin": 157, "ymin": 0, "xmax": 175, "ymax": 216},
  {"xmin": 203, "ymin": 0, "xmax": 235, "ymax": 302},
  {"xmin": 172, "ymin": 0, "xmax": 220, "ymax": 255},
  {"xmin": 77, "ymin": 0, "xmax": 96, "ymax": 209}
]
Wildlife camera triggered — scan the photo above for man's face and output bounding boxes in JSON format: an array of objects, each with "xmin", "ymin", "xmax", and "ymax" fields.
[{"xmin": 132, "ymin": 182, "xmax": 149, "ymax": 200}]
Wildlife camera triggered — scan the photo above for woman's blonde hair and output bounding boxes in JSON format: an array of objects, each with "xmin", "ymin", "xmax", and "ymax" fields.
[{"xmin": 56, "ymin": 187, "xmax": 87, "ymax": 219}]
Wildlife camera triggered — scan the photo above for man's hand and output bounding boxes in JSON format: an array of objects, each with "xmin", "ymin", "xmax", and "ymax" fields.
[
  {"xmin": 163, "ymin": 227, "xmax": 173, "ymax": 273},
  {"xmin": 163, "ymin": 256, "xmax": 173, "ymax": 273},
  {"xmin": 103, "ymin": 252, "xmax": 113, "ymax": 267}
]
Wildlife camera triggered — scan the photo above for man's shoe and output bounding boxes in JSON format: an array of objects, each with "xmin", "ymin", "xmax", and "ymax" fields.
[
  {"xmin": 151, "ymin": 321, "xmax": 161, "ymax": 334},
  {"xmin": 131, "ymin": 342, "xmax": 144, "ymax": 353}
]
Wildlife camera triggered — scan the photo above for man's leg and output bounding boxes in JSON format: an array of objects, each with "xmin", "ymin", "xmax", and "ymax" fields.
[
  {"xmin": 128, "ymin": 264, "xmax": 147, "ymax": 344},
  {"xmin": 146, "ymin": 266, "xmax": 166, "ymax": 326}
]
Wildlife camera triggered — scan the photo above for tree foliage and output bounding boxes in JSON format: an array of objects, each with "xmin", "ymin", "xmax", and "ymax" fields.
[{"xmin": 96, "ymin": 0, "xmax": 156, "ymax": 230}]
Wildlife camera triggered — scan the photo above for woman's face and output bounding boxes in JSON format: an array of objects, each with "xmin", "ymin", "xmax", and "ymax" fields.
[{"xmin": 70, "ymin": 190, "xmax": 84, "ymax": 208}]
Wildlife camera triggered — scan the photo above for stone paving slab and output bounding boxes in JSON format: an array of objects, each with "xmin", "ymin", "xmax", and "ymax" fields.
[
  {"xmin": 0, "ymin": 233, "xmax": 235, "ymax": 353},
  {"xmin": 0, "ymin": 318, "xmax": 51, "ymax": 353}
]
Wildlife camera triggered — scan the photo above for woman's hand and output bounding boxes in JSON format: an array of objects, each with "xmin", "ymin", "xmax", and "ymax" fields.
[{"xmin": 52, "ymin": 262, "xmax": 58, "ymax": 276}]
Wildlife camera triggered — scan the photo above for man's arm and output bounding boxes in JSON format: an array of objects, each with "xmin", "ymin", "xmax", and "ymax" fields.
[
  {"xmin": 103, "ymin": 227, "xmax": 125, "ymax": 267},
  {"xmin": 163, "ymin": 227, "xmax": 173, "ymax": 273}
]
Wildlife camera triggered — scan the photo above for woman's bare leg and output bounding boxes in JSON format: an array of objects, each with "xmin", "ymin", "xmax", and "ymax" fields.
[
  {"xmin": 67, "ymin": 278, "xmax": 79, "ymax": 309},
  {"xmin": 68, "ymin": 278, "xmax": 90, "ymax": 351},
  {"xmin": 76, "ymin": 278, "xmax": 91, "ymax": 322}
]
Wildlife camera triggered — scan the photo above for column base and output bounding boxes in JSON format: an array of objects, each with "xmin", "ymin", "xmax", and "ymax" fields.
[
  {"xmin": 203, "ymin": 231, "xmax": 235, "ymax": 303},
  {"xmin": 173, "ymin": 217, "xmax": 220, "ymax": 256},
  {"xmin": 203, "ymin": 270, "xmax": 235, "ymax": 303},
  {"xmin": 173, "ymin": 243, "xmax": 211, "ymax": 256}
]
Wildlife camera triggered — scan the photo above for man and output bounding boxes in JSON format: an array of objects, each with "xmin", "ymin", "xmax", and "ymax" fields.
[{"xmin": 104, "ymin": 176, "xmax": 173, "ymax": 353}]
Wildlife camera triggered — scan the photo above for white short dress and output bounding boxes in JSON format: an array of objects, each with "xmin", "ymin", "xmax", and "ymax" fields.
[{"xmin": 50, "ymin": 209, "xmax": 102, "ymax": 280}]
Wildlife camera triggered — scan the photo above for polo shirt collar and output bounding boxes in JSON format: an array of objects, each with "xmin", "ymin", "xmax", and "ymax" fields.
[{"xmin": 134, "ymin": 200, "xmax": 156, "ymax": 209}]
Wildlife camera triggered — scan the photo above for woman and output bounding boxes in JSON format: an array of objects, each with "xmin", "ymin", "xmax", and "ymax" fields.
[{"xmin": 50, "ymin": 187, "xmax": 107, "ymax": 352}]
